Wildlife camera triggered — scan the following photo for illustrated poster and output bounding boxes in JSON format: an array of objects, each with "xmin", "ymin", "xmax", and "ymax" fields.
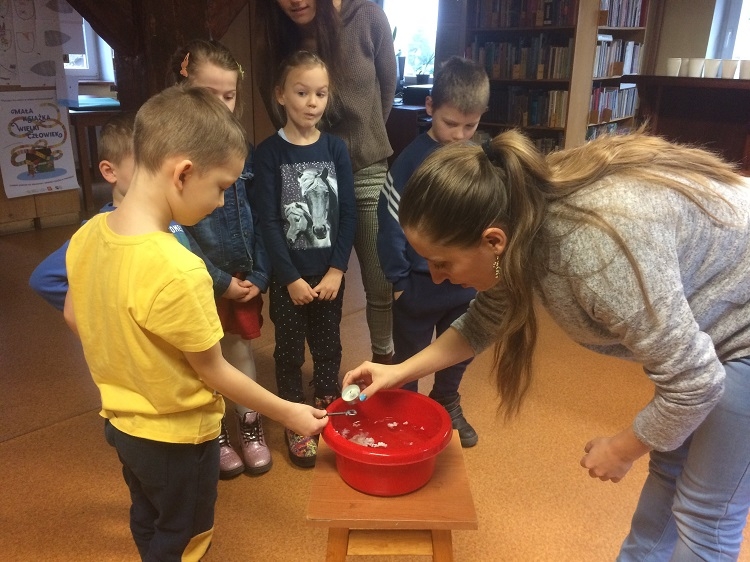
[{"xmin": 0, "ymin": 89, "xmax": 79, "ymax": 197}]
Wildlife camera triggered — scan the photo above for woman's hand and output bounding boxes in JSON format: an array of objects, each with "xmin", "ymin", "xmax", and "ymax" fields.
[
  {"xmin": 288, "ymin": 278, "xmax": 318, "ymax": 305},
  {"xmin": 342, "ymin": 361, "xmax": 403, "ymax": 401},
  {"xmin": 580, "ymin": 427, "xmax": 651, "ymax": 482}
]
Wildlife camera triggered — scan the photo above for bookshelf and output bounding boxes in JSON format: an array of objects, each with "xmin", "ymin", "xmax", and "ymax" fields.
[
  {"xmin": 461, "ymin": 0, "xmax": 599, "ymax": 152},
  {"xmin": 586, "ymin": 0, "xmax": 652, "ymax": 139}
]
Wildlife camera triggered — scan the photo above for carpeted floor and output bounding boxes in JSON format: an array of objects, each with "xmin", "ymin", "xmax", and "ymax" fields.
[{"xmin": 1, "ymin": 186, "xmax": 749, "ymax": 561}]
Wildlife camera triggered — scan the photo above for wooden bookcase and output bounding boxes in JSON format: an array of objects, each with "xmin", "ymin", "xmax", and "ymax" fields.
[
  {"xmin": 459, "ymin": 0, "xmax": 597, "ymax": 152},
  {"xmin": 438, "ymin": 0, "xmax": 654, "ymax": 150},
  {"xmin": 586, "ymin": 0, "xmax": 652, "ymax": 140}
]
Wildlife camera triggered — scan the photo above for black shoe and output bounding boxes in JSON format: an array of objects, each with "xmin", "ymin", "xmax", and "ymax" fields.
[{"xmin": 432, "ymin": 394, "xmax": 478, "ymax": 448}]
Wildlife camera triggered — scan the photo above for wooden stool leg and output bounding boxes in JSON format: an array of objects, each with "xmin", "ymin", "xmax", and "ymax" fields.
[
  {"xmin": 431, "ymin": 530, "xmax": 453, "ymax": 562},
  {"xmin": 326, "ymin": 528, "xmax": 350, "ymax": 562}
]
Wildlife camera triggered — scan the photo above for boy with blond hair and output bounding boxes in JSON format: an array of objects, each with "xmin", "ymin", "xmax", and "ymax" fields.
[
  {"xmin": 64, "ymin": 86, "xmax": 327, "ymax": 561},
  {"xmin": 377, "ymin": 56, "xmax": 490, "ymax": 448}
]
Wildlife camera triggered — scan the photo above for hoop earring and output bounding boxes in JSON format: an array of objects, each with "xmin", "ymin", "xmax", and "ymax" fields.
[{"xmin": 494, "ymin": 255, "xmax": 501, "ymax": 279}]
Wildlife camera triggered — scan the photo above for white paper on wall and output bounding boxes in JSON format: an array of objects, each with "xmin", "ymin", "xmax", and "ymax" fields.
[
  {"xmin": 0, "ymin": 90, "xmax": 79, "ymax": 198},
  {"xmin": 0, "ymin": 1, "xmax": 19, "ymax": 85}
]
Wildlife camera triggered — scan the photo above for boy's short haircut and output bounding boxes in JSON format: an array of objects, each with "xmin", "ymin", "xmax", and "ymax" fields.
[
  {"xmin": 430, "ymin": 56, "xmax": 490, "ymax": 115},
  {"xmin": 134, "ymin": 85, "xmax": 248, "ymax": 175},
  {"xmin": 98, "ymin": 112, "xmax": 136, "ymax": 165}
]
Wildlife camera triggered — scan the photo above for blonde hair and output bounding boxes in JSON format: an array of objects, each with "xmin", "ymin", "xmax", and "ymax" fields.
[
  {"xmin": 97, "ymin": 112, "xmax": 135, "ymax": 165},
  {"xmin": 134, "ymin": 85, "xmax": 247, "ymax": 175},
  {"xmin": 399, "ymin": 129, "xmax": 745, "ymax": 417},
  {"xmin": 167, "ymin": 39, "xmax": 244, "ymax": 118},
  {"xmin": 272, "ymin": 50, "xmax": 330, "ymax": 127}
]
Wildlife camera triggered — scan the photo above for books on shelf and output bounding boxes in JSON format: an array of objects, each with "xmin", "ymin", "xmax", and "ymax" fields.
[
  {"xmin": 599, "ymin": 0, "xmax": 648, "ymax": 28},
  {"xmin": 588, "ymin": 83, "xmax": 638, "ymax": 124},
  {"xmin": 472, "ymin": 0, "xmax": 576, "ymax": 28},
  {"xmin": 466, "ymin": 35, "xmax": 574, "ymax": 80},
  {"xmin": 593, "ymin": 38, "xmax": 643, "ymax": 77},
  {"xmin": 474, "ymin": 128, "xmax": 562, "ymax": 155},
  {"xmin": 586, "ymin": 120, "xmax": 632, "ymax": 140},
  {"xmin": 486, "ymin": 87, "xmax": 568, "ymax": 128}
]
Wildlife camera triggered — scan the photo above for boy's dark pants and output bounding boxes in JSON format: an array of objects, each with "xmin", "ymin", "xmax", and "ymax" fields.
[
  {"xmin": 395, "ymin": 272, "xmax": 475, "ymax": 399},
  {"xmin": 270, "ymin": 275, "xmax": 344, "ymax": 403},
  {"xmin": 104, "ymin": 420, "xmax": 219, "ymax": 562}
]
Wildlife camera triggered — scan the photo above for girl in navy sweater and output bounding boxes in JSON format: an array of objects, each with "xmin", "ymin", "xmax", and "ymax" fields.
[{"xmin": 254, "ymin": 51, "xmax": 356, "ymax": 467}]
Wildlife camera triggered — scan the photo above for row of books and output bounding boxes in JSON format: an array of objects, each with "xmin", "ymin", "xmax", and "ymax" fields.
[
  {"xmin": 589, "ymin": 84, "xmax": 638, "ymax": 124},
  {"xmin": 593, "ymin": 35, "xmax": 643, "ymax": 77},
  {"xmin": 586, "ymin": 121, "xmax": 633, "ymax": 140},
  {"xmin": 470, "ymin": 0, "xmax": 577, "ymax": 29},
  {"xmin": 473, "ymin": 129, "xmax": 563, "ymax": 154},
  {"xmin": 466, "ymin": 36, "xmax": 574, "ymax": 80},
  {"xmin": 485, "ymin": 88, "xmax": 569, "ymax": 128},
  {"xmin": 599, "ymin": 0, "xmax": 648, "ymax": 28}
]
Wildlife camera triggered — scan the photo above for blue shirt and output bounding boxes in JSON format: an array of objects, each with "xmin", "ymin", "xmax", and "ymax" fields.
[
  {"xmin": 29, "ymin": 202, "xmax": 191, "ymax": 311},
  {"xmin": 377, "ymin": 133, "xmax": 439, "ymax": 291}
]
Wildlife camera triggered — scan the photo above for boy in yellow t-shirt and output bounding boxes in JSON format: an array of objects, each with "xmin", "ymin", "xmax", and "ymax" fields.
[{"xmin": 64, "ymin": 86, "xmax": 328, "ymax": 562}]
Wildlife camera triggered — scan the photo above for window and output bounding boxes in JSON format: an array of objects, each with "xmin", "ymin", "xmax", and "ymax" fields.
[
  {"xmin": 733, "ymin": 0, "xmax": 750, "ymax": 58},
  {"xmin": 63, "ymin": 20, "xmax": 114, "ymax": 81},
  {"xmin": 707, "ymin": 0, "xmax": 750, "ymax": 59},
  {"xmin": 383, "ymin": 0, "xmax": 439, "ymax": 78}
]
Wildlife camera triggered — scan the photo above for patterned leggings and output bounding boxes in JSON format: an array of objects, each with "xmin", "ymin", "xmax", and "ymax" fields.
[
  {"xmin": 353, "ymin": 160, "xmax": 393, "ymax": 356},
  {"xmin": 270, "ymin": 276, "xmax": 344, "ymax": 403}
]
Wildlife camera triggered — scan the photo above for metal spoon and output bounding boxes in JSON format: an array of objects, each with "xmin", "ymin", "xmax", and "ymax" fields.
[{"xmin": 325, "ymin": 409, "xmax": 357, "ymax": 417}]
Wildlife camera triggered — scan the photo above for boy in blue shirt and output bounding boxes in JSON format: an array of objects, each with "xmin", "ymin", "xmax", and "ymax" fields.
[
  {"xmin": 377, "ymin": 56, "xmax": 489, "ymax": 447},
  {"xmin": 29, "ymin": 113, "xmax": 191, "ymax": 310}
]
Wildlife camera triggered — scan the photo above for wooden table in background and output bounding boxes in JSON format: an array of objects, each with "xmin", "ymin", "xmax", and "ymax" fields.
[
  {"xmin": 69, "ymin": 108, "xmax": 121, "ymax": 212},
  {"xmin": 306, "ymin": 431, "xmax": 477, "ymax": 561}
]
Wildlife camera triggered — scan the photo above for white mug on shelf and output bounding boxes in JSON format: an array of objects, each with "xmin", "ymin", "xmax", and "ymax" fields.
[
  {"xmin": 666, "ymin": 57, "xmax": 682, "ymax": 76},
  {"xmin": 678, "ymin": 58, "xmax": 690, "ymax": 77},
  {"xmin": 703, "ymin": 59, "xmax": 721, "ymax": 78},
  {"xmin": 722, "ymin": 59, "xmax": 739, "ymax": 78},
  {"xmin": 740, "ymin": 60, "xmax": 750, "ymax": 80},
  {"xmin": 687, "ymin": 58, "xmax": 705, "ymax": 77}
]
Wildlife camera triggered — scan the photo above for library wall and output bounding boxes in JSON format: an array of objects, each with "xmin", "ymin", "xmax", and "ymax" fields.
[{"xmin": 654, "ymin": 0, "xmax": 717, "ymax": 74}]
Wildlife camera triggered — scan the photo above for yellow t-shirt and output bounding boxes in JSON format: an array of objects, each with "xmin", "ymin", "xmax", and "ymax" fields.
[{"xmin": 67, "ymin": 213, "xmax": 224, "ymax": 444}]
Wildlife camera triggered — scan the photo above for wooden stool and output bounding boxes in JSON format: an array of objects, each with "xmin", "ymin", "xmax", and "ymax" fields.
[{"xmin": 306, "ymin": 430, "xmax": 477, "ymax": 561}]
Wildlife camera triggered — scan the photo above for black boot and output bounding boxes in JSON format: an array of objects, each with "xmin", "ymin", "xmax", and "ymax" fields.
[{"xmin": 432, "ymin": 394, "xmax": 478, "ymax": 448}]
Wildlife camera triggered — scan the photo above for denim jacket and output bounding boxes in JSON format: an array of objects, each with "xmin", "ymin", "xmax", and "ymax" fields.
[{"xmin": 186, "ymin": 149, "xmax": 271, "ymax": 297}]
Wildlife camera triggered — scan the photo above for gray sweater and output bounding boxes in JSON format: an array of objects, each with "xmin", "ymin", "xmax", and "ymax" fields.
[
  {"xmin": 324, "ymin": 0, "xmax": 396, "ymax": 172},
  {"xmin": 454, "ymin": 176, "xmax": 750, "ymax": 451}
]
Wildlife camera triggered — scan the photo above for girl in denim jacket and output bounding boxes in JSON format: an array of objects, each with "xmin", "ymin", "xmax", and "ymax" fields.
[{"xmin": 169, "ymin": 39, "xmax": 273, "ymax": 478}]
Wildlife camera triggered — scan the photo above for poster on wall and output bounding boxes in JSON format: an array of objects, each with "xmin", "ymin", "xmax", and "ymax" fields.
[
  {"xmin": 0, "ymin": 0, "xmax": 84, "ymax": 88},
  {"xmin": 0, "ymin": 89, "xmax": 79, "ymax": 198},
  {"xmin": 0, "ymin": 0, "xmax": 19, "ymax": 85}
]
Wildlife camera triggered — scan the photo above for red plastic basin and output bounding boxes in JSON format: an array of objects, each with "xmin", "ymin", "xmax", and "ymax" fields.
[{"xmin": 321, "ymin": 389, "xmax": 453, "ymax": 496}]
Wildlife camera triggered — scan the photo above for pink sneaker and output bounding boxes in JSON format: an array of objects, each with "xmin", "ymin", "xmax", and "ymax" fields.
[
  {"xmin": 238, "ymin": 411, "xmax": 272, "ymax": 475},
  {"xmin": 218, "ymin": 416, "xmax": 244, "ymax": 479}
]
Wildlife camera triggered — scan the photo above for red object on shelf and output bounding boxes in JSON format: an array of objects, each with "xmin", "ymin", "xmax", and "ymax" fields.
[{"xmin": 321, "ymin": 389, "xmax": 453, "ymax": 496}]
